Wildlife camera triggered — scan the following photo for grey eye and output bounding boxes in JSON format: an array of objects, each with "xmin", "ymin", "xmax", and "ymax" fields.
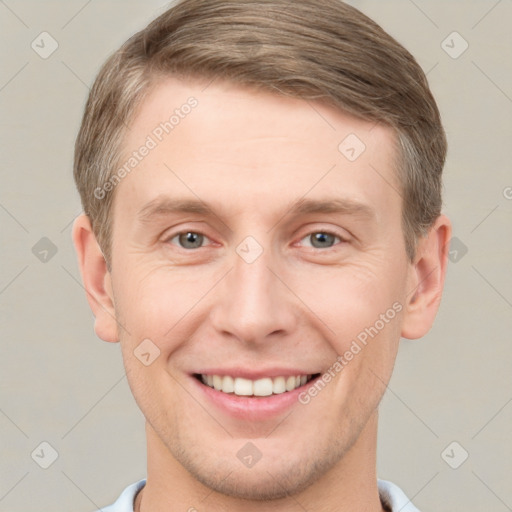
[
  {"xmin": 308, "ymin": 232, "xmax": 338, "ymax": 248},
  {"xmin": 174, "ymin": 232, "xmax": 204, "ymax": 249}
]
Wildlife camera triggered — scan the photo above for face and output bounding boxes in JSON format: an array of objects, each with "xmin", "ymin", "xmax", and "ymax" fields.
[{"xmin": 107, "ymin": 76, "xmax": 413, "ymax": 499}]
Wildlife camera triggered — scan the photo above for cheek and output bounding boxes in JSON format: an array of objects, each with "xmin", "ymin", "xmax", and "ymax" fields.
[
  {"xmin": 286, "ymin": 258, "xmax": 406, "ymax": 378},
  {"xmin": 116, "ymin": 269, "xmax": 191, "ymax": 418},
  {"xmin": 114, "ymin": 264, "xmax": 215, "ymax": 342},
  {"xmin": 297, "ymin": 262, "xmax": 404, "ymax": 332},
  {"xmin": 113, "ymin": 264, "xmax": 222, "ymax": 407}
]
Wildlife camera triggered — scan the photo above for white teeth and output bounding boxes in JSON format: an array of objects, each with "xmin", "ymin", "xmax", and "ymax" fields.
[
  {"xmin": 213, "ymin": 375, "xmax": 223, "ymax": 391},
  {"xmin": 285, "ymin": 376, "xmax": 296, "ymax": 392},
  {"xmin": 272, "ymin": 376, "xmax": 286, "ymax": 394},
  {"xmin": 253, "ymin": 378, "xmax": 273, "ymax": 396},
  {"xmin": 234, "ymin": 377, "xmax": 253, "ymax": 396},
  {"xmin": 200, "ymin": 374, "xmax": 313, "ymax": 396},
  {"xmin": 222, "ymin": 375, "xmax": 234, "ymax": 393}
]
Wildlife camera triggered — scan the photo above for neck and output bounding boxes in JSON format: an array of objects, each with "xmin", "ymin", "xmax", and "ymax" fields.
[{"xmin": 137, "ymin": 411, "xmax": 384, "ymax": 512}]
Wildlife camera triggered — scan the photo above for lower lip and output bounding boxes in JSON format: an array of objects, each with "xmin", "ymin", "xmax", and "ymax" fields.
[{"xmin": 190, "ymin": 375, "xmax": 320, "ymax": 421}]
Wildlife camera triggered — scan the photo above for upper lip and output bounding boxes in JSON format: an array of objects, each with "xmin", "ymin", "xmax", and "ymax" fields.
[{"xmin": 193, "ymin": 368, "xmax": 321, "ymax": 379}]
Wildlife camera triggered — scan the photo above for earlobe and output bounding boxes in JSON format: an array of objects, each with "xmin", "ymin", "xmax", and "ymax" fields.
[
  {"xmin": 72, "ymin": 214, "xmax": 119, "ymax": 343},
  {"xmin": 401, "ymin": 214, "xmax": 452, "ymax": 340}
]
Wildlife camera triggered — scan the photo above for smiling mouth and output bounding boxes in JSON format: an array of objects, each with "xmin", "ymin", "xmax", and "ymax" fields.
[{"xmin": 194, "ymin": 373, "xmax": 321, "ymax": 397}]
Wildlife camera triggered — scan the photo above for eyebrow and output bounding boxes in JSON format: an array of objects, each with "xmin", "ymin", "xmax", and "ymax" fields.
[
  {"xmin": 136, "ymin": 195, "xmax": 375, "ymax": 225},
  {"xmin": 137, "ymin": 196, "xmax": 212, "ymax": 223},
  {"xmin": 289, "ymin": 197, "xmax": 375, "ymax": 219}
]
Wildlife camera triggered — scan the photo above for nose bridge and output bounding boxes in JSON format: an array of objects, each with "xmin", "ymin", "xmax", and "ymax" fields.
[
  {"xmin": 210, "ymin": 240, "xmax": 296, "ymax": 343},
  {"xmin": 233, "ymin": 248, "xmax": 273, "ymax": 309}
]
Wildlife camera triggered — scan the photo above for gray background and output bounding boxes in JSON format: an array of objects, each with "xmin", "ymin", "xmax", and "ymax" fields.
[{"xmin": 1, "ymin": 0, "xmax": 511, "ymax": 510}]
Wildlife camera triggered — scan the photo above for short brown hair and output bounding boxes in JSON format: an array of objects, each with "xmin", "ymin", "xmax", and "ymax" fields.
[{"xmin": 74, "ymin": 0, "xmax": 446, "ymax": 266}]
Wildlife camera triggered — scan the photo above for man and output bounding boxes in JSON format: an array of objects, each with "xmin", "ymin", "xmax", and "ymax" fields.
[{"xmin": 72, "ymin": 0, "xmax": 451, "ymax": 510}]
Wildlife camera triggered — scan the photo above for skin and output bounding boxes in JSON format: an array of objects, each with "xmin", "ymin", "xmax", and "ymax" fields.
[{"xmin": 73, "ymin": 75, "xmax": 451, "ymax": 512}]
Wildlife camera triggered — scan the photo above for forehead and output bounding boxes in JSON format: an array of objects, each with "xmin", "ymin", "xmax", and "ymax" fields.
[{"xmin": 114, "ymin": 76, "xmax": 401, "ymax": 224}]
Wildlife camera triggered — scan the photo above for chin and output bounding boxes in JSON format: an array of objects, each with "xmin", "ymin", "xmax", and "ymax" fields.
[
  {"xmin": 172, "ymin": 437, "xmax": 345, "ymax": 501},
  {"xmin": 192, "ymin": 461, "xmax": 321, "ymax": 500}
]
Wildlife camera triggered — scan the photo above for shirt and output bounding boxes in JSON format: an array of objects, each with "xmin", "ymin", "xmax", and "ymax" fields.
[{"xmin": 96, "ymin": 478, "xmax": 420, "ymax": 511}]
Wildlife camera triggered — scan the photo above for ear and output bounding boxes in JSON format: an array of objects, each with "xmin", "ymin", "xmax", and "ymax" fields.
[
  {"xmin": 72, "ymin": 214, "xmax": 119, "ymax": 343},
  {"xmin": 401, "ymin": 214, "xmax": 452, "ymax": 339}
]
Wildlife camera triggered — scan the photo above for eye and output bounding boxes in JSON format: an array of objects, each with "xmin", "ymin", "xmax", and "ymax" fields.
[
  {"xmin": 168, "ymin": 231, "xmax": 207, "ymax": 249},
  {"xmin": 300, "ymin": 231, "xmax": 343, "ymax": 249}
]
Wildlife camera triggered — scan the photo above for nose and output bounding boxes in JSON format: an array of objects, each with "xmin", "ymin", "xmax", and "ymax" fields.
[{"xmin": 209, "ymin": 242, "xmax": 298, "ymax": 345}]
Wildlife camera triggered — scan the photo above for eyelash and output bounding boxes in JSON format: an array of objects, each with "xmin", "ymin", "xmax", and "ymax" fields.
[{"xmin": 165, "ymin": 230, "xmax": 346, "ymax": 250}]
